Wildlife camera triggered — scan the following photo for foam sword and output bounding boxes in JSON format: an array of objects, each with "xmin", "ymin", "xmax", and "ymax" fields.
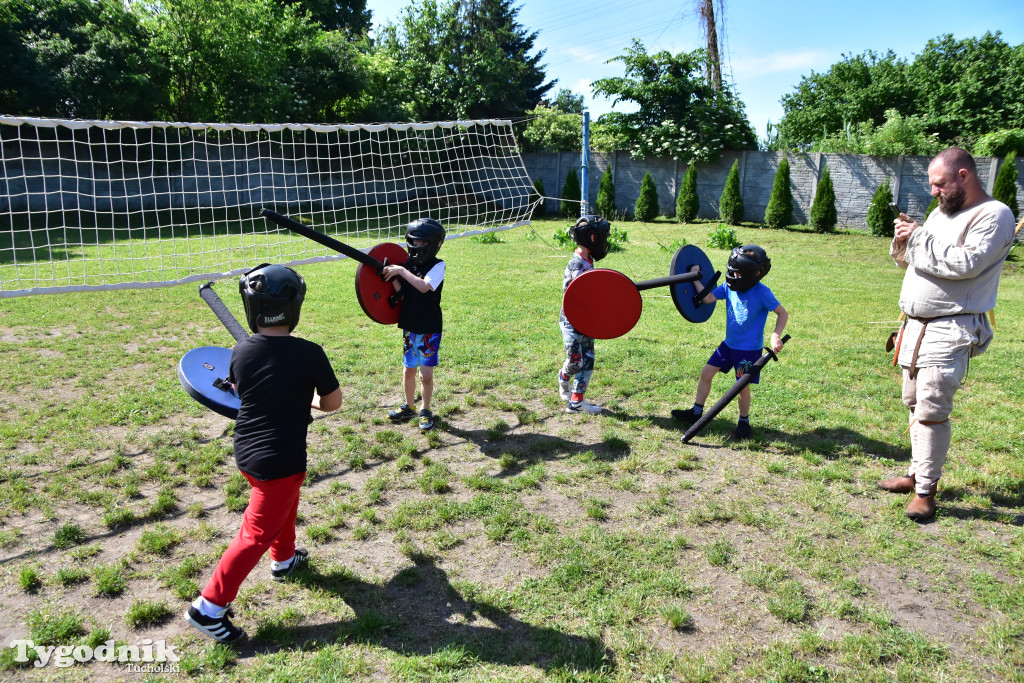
[
  {"xmin": 260, "ymin": 208, "xmax": 408, "ymax": 325},
  {"xmin": 681, "ymin": 334, "xmax": 792, "ymax": 443}
]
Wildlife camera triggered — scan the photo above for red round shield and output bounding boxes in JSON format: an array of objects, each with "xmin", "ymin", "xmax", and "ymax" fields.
[
  {"xmin": 355, "ymin": 243, "xmax": 409, "ymax": 325},
  {"xmin": 562, "ymin": 269, "xmax": 642, "ymax": 339}
]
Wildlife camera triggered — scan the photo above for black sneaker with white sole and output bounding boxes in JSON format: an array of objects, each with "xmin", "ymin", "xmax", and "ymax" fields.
[
  {"xmin": 671, "ymin": 408, "xmax": 702, "ymax": 424},
  {"xmin": 185, "ymin": 605, "xmax": 245, "ymax": 643},
  {"xmin": 271, "ymin": 548, "xmax": 308, "ymax": 582}
]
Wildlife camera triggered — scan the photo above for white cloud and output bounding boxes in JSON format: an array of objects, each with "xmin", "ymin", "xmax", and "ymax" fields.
[
  {"xmin": 565, "ymin": 46, "xmax": 608, "ymax": 66},
  {"xmin": 730, "ymin": 50, "xmax": 830, "ymax": 78}
]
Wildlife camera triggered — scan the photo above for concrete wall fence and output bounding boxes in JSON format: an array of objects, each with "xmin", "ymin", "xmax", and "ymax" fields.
[{"xmin": 523, "ymin": 151, "xmax": 1024, "ymax": 229}]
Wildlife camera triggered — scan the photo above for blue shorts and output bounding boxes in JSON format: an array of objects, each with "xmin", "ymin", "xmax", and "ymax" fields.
[
  {"xmin": 403, "ymin": 331, "xmax": 441, "ymax": 368},
  {"xmin": 707, "ymin": 342, "xmax": 764, "ymax": 383}
]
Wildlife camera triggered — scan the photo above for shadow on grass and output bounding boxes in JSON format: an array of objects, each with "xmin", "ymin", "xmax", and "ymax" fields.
[
  {"xmin": 274, "ymin": 556, "xmax": 615, "ymax": 674},
  {"xmin": 937, "ymin": 504, "xmax": 1024, "ymax": 526},
  {"xmin": 443, "ymin": 421, "xmax": 617, "ymax": 462},
  {"xmin": 762, "ymin": 426, "xmax": 907, "ymax": 461}
]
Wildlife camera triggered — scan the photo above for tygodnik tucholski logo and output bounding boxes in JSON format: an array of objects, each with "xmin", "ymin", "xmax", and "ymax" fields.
[{"xmin": 9, "ymin": 638, "xmax": 180, "ymax": 671}]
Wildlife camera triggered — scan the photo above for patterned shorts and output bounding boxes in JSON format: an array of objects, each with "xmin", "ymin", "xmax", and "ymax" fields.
[{"xmin": 403, "ymin": 331, "xmax": 442, "ymax": 368}]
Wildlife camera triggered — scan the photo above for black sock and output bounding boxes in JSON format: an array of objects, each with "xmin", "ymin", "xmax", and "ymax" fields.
[
  {"xmin": 692, "ymin": 403, "xmax": 704, "ymax": 415},
  {"xmin": 738, "ymin": 415, "xmax": 749, "ymax": 423}
]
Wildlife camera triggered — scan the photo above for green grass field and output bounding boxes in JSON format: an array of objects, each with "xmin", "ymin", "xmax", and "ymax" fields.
[{"xmin": 0, "ymin": 217, "xmax": 1021, "ymax": 681}]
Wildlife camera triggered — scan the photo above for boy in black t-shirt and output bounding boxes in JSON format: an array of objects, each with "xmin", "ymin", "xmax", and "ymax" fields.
[
  {"xmin": 382, "ymin": 218, "xmax": 446, "ymax": 433},
  {"xmin": 185, "ymin": 264, "xmax": 341, "ymax": 643}
]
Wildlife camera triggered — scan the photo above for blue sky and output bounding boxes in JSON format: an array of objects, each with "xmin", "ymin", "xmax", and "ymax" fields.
[{"xmin": 366, "ymin": 0, "xmax": 1024, "ymax": 143}]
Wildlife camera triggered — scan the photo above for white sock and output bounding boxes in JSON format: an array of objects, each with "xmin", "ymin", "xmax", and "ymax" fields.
[
  {"xmin": 270, "ymin": 554, "xmax": 295, "ymax": 571},
  {"xmin": 193, "ymin": 596, "xmax": 227, "ymax": 618}
]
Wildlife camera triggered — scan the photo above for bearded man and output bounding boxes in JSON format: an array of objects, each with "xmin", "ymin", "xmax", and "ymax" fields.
[{"xmin": 879, "ymin": 147, "xmax": 1016, "ymax": 521}]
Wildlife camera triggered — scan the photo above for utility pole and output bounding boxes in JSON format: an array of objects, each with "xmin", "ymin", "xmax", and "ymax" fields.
[{"xmin": 699, "ymin": 0, "xmax": 722, "ymax": 92}]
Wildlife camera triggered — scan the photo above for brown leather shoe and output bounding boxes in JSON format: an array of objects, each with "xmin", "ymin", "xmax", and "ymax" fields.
[
  {"xmin": 905, "ymin": 482, "xmax": 938, "ymax": 521},
  {"xmin": 878, "ymin": 474, "xmax": 915, "ymax": 493}
]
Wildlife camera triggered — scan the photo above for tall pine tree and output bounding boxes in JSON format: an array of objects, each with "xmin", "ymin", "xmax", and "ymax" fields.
[
  {"xmin": 992, "ymin": 151, "xmax": 1019, "ymax": 220},
  {"xmin": 809, "ymin": 167, "xmax": 837, "ymax": 233},
  {"xmin": 560, "ymin": 169, "xmax": 581, "ymax": 218},
  {"xmin": 596, "ymin": 166, "xmax": 616, "ymax": 218},
  {"xmin": 676, "ymin": 164, "xmax": 699, "ymax": 223},
  {"xmin": 763, "ymin": 155, "xmax": 793, "ymax": 229},
  {"xmin": 635, "ymin": 171, "xmax": 660, "ymax": 221},
  {"xmin": 866, "ymin": 180, "xmax": 895, "ymax": 236},
  {"xmin": 718, "ymin": 160, "xmax": 744, "ymax": 225}
]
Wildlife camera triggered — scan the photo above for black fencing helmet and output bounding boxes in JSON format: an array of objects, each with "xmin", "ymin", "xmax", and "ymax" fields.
[
  {"xmin": 239, "ymin": 263, "xmax": 306, "ymax": 333},
  {"xmin": 726, "ymin": 244, "xmax": 771, "ymax": 292},
  {"xmin": 406, "ymin": 218, "xmax": 446, "ymax": 265},
  {"xmin": 569, "ymin": 215, "xmax": 612, "ymax": 261}
]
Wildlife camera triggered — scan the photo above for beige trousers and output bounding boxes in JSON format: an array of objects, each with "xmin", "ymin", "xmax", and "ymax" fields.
[{"xmin": 901, "ymin": 356, "xmax": 968, "ymax": 495}]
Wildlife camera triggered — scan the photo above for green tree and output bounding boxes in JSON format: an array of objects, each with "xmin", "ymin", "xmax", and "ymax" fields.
[
  {"xmin": 809, "ymin": 167, "xmax": 838, "ymax": 233},
  {"xmin": 550, "ymin": 88, "xmax": 584, "ymax": 114},
  {"xmin": 596, "ymin": 167, "xmax": 616, "ymax": 218},
  {"xmin": 908, "ymin": 32, "xmax": 1024, "ymax": 146},
  {"xmin": 814, "ymin": 109, "xmax": 943, "ymax": 156},
  {"xmin": 774, "ymin": 50, "xmax": 912, "ymax": 149},
  {"xmin": 560, "ymin": 169, "xmax": 580, "ymax": 218},
  {"xmin": 375, "ymin": 0, "xmax": 553, "ymax": 121},
  {"xmin": 775, "ymin": 33, "xmax": 1024, "ymax": 151},
  {"xmin": 992, "ymin": 152, "xmax": 1019, "ymax": 219},
  {"xmin": 591, "ymin": 40, "xmax": 756, "ymax": 163},
  {"xmin": 142, "ymin": 0, "xmax": 355, "ymax": 122},
  {"xmin": 866, "ymin": 180, "xmax": 895, "ymax": 236},
  {"xmin": 634, "ymin": 171, "xmax": 659, "ymax": 221},
  {"xmin": 0, "ymin": 0, "xmax": 165, "ymax": 119},
  {"xmin": 924, "ymin": 195, "xmax": 939, "ymax": 220},
  {"xmin": 283, "ymin": 0, "xmax": 371, "ymax": 33},
  {"xmin": 763, "ymin": 156, "xmax": 793, "ymax": 229},
  {"xmin": 718, "ymin": 160, "xmax": 744, "ymax": 225},
  {"xmin": 974, "ymin": 128, "xmax": 1024, "ymax": 157},
  {"xmin": 676, "ymin": 164, "xmax": 699, "ymax": 223},
  {"xmin": 520, "ymin": 104, "xmax": 581, "ymax": 152}
]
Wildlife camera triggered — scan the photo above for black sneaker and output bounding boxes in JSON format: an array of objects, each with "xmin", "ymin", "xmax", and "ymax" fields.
[
  {"xmin": 388, "ymin": 403, "xmax": 416, "ymax": 422},
  {"xmin": 671, "ymin": 408, "xmax": 702, "ymax": 424},
  {"xmin": 185, "ymin": 605, "xmax": 245, "ymax": 643},
  {"xmin": 418, "ymin": 409, "xmax": 435, "ymax": 432},
  {"xmin": 271, "ymin": 548, "xmax": 308, "ymax": 582},
  {"xmin": 734, "ymin": 421, "xmax": 753, "ymax": 440}
]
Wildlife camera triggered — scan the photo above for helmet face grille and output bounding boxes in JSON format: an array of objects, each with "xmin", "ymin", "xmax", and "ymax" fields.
[
  {"xmin": 406, "ymin": 218, "xmax": 446, "ymax": 264},
  {"xmin": 725, "ymin": 245, "xmax": 770, "ymax": 292}
]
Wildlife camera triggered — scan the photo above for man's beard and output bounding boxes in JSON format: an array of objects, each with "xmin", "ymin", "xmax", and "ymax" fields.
[{"xmin": 938, "ymin": 183, "xmax": 966, "ymax": 215}]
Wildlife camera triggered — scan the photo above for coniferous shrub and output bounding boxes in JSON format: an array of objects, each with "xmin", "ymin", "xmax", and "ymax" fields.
[
  {"xmin": 866, "ymin": 180, "xmax": 895, "ymax": 237},
  {"xmin": 596, "ymin": 166, "xmax": 616, "ymax": 218},
  {"xmin": 559, "ymin": 169, "xmax": 580, "ymax": 218},
  {"xmin": 676, "ymin": 164, "xmax": 699, "ymax": 223},
  {"xmin": 764, "ymin": 156, "xmax": 794, "ymax": 229},
  {"xmin": 992, "ymin": 151, "xmax": 1019, "ymax": 219},
  {"xmin": 530, "ymin": 177, "xmax": 546, "ymax": 218},
  {"xmin": 718, "ymin": 160, "xmax": 744, "ymax": 225},
  {"xmin": 809, "ymin": 167, "xmax": 838, "ymax": 233},
  {"xmin": 634, "ymin": 171, "xmax": 660, "ymax": 222}
]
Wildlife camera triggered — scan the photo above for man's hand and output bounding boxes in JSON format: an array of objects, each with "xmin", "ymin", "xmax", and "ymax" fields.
[{"xmin": 894, "ymin": 214, "xmax": 918, "ymax": 243}]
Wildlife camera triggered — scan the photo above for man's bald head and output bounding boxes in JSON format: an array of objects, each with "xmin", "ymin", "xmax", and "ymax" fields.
[
  {"xmin": 932, "ymin": 147, "xmax": 978, "ymax": 179},
  {"xmin": 928, "ymin": 147, "xmax": 986, "ymax": 215}
]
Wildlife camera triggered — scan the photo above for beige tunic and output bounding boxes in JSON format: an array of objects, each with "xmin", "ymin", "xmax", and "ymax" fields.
[{"xmin": 890, "ymin": 198, "xmax": 1016, "ymax": 366}]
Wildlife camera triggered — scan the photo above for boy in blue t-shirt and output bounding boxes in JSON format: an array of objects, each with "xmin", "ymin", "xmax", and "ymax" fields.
[{"xmin": 672, "ymin": 244, "xmax": 788, "ymax": 439}]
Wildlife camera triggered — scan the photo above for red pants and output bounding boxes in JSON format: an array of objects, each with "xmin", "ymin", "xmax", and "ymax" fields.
[{"xmin": 201, "ymin": 471, "xmax": 305, "ymax": 606}]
